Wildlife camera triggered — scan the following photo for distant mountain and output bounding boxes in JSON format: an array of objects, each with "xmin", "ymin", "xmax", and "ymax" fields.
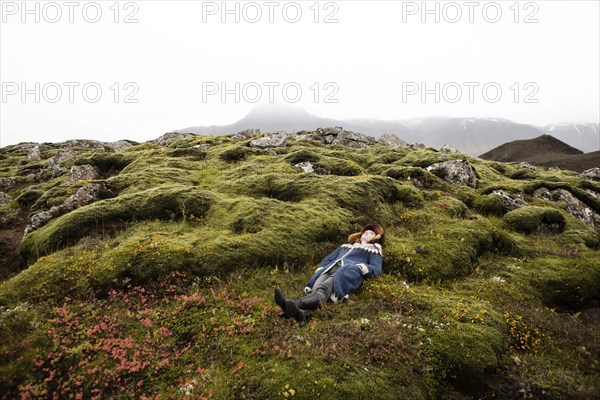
[
  {"xmin": 543, "ymin": 123, "xmax": 600, "ymax": 153},
  {"xmin": 480, "ymin": 134, "xmax": 599, "ymax": 172},
  {"xmin": 175, "ymin": 104, "xmax": 598, "ymax": 156},
  {"xmin": 176, "ymin": 103, "xmax": 341, "ymax": 135},
  {"xmin": 409, "ymin": 117, "xmax": 544, "ymax": 156}
]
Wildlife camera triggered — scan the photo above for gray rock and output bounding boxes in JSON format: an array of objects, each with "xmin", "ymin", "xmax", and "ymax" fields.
[
  {"xmin": 249, "ymin": 132, "xmax": 287, "ymax": 149},
  {"xmin": 44, "ymin": 150, "xmax": 80, "ymax": 179},
  {"xmin": 426, "ymin": 159, "xmax": 477, "ymax": 188},
  {"xmin": 316, "ymin": 126, "xmax": 345, "ymax": 137},
  {"xmin": 585, "ymin": 189, "xmax": 600, "ymax": 200},
  {"xmin": 24, "ymin": 183, "xmax": 105, "ymax": 235},
  {"xmin": 65, "ymin": 164, "xmax": 100, "ymax": 183},
  {"xmin": 491, "ymin": 190, "xmax": 528, "ymax": 211},
  {"xmin": 24, "ymin": 206, "xmax": 63, "ymax": 235},
  {"xmin": 294, "ymin": 161, "xmax": 314, "ymax": 173},
  {"xmin": 534, "ymin": 188, "xmax": 600, "ymax": 230},
  {"xmin": 62, "ymin": 183, "xmax": 103, "ymax": 210},
  {"xmin": 0, "ymin": 191, "xmax": 11, "ymax": 205},
  {"xmin": 314, "ymin": 127, "xmax": 376, "ymax": 148},
  {"xmin": 5, "ymin": 143, "xmax": 48, "ymax": 155},
  {"xmin": 580, "ymin": 168, "xmax": 600, "ymax": 181},
  {"xmin": 440, "ymin": 145, "xmax": 461, "ymax": 154},
  {"xmin": 409, "ymin": 143, "xmax": 427, "ymax": 150},
  {"xmin": 62, "ymin": 139, "xmax": 108, "ymax": 150},
  {"xmin": 0, "ymin": 177, "xmax": 16, "ymax": 192},
  {"xmin": 376, "ymin": 133, "xmax": 407, "ymax": 148},
  {"xmin": 27, "ymin": 145, "xmax": 42, "ymax": 160},
  {"xmin": 192, "ymin": 143, "xmax": 211, "ymax": 151},
  {"xmin": 292, "ymin": 133, "xmax": 318, "ymax": 142},
  {"xmin": 105, "ymin": 140, "xmax": 134, "ymax": 152},
  {"xmin": 333, "ymin": 130, "xmax": 375, "ymax": 148},
  {"xmin": 519, "ymin": 162, "xmax": 537, "ymax": 170},
  {"xmin": 152, "ymin": 132, "xmax": 198, "ymax": 147},
  {"xmin": 549, "ymin": 166, "xmax": 561, "ymax": 171},
  {"xmin": 232, "ymin": 129, "xmax": 261, "ymax": 141}
]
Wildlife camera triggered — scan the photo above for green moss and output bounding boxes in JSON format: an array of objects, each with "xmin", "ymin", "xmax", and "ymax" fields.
[
  {"xmin": 14, "ymin": 189, "xmax": 44, "ymax": 208},
  {"xmin": 433, "ymin": 196, "xmax": 469, "ymax": 218},
  {"xmin": 381, "ymin": 166, "xmax": 448, "ymax": 190},
  {"xmin": 218, "ymin": 145, "xmax": 260, "ymax": 163},
  {"xmin": 503, "ymin": 206, "xmax": 566, "ymax": 235},
  {"xmin": 510, "ymin": 169, "xmax": 538, "ymax": 180},
  {"xmin": 71, "ymin": 151, "xmax": 136, "ymax": 174},
  {"xmin": 503, "ymin": 254, "xmax": 600, "ymax": 312},
  {"xmin": 473, "ymin": 193, "xmax": 508, "ymax": 215},
  {"xmin": 397, "ymin": 150, "xmax": 452, "ymax": 168},
  {"xmin": 314, "ymin": 156, "xmax": 363, "ymax": 176},
  {"xmin": 2, "ymin": 134, "xmax": 600, "ymax": 399},
  {"xmin": 19, "ymin": 185, "xmax": 217, "ymax": 260},
  {"xmin": 165, "ymin": 147, "xmax": 207, "ymax": 161},
  {"xmin": 427, "ymin": 322, "xmax": 504, "ymax": 393},
  {"xmin": 283, "ymin": 149, "xmax": 321, "ymax": 164}
]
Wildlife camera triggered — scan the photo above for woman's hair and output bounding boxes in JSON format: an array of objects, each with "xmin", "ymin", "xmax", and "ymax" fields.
[{"xmin": 347, "ymin": 224, "xmax": 385, "ymax": 246}]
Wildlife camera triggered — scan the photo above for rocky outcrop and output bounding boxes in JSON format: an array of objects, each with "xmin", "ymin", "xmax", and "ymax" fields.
[
  {"xmin": 24, "ymin": 183, "xmax": 106, "ymax": 235},
  {"xmin": 0, "ymin": 192, "xmax": 11, "ymax": 205},
  {"xmin": 519, "ymin": 162, "xmax": 537, "ymax": 170},
  {"xmin": 580, "ymin": 168, "xmax": 600, "ymax": 181},
  {"xmin": 440, "ymin": 145, "xmax": 460, "ymax": 154},
  {"xmin": 426, "ymin": 159, "xmax": 477, "ymax": 188},
  {"xmin": 104, "ymin": 140, "xmax": 134, "ymax": 152},
  {"xmin": 27, "ymin": 145, "xmax": 42, "ymax": 160},
  {"xmin": 0, "ymin": 177, "xmax": 16, "ymax": 192},
  {"xmin": 490, "ymin": 190, "xmax": 528, "ymax": 211},
  {"xmin": 249, "ymin": 132, "xmax": 287, "ymax": 149},
  {"xmin": 192, "ymin": 143, "xmax": 211, "ymax": 151},
  {"xmin": 318, "ymin": 127, "xmax": 376, "ymax": 148},
  {"xmin": 65, "ymin": 164, "xmax": 100, "ymax": 183},
  {"xmin": 534, "ymin": 188, "xmax": 600, "ymax": 230},
  {"xmin": 45, "ymin": 151, "xmax": 81, "ymax": 179},
  {"xmin": 376, "ymin": 133, "xmax": 407, "ymax": 148},
  {"xmin": 289, "ymin": 127, "xmax": 377, "ymax": 148},
  {"xmin": 232, "ymin": 129, "xmax": 261, "ymax": 142},
  {"xmin": 152, "ymin": 132, "xmax": 198, "ymax": 147},
  {"xmin": 294, "ymin": 161, "xmax": 314, "ymax": 173}
]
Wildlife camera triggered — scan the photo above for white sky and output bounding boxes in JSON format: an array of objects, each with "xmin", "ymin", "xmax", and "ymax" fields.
[{"xmin": 1, "ymin": 0, "xmax": 599, "ymax": 146}]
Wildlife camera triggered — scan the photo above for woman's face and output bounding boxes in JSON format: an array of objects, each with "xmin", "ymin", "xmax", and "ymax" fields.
[{"xmin": 360, "ymin": 230, "xmax": 376, "ymax": 243}]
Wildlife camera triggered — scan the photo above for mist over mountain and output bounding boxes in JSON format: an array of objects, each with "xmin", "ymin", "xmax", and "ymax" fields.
[
  {"xmin": 175, "ymin": 104, "xmax": 599, "ymax": 156},
  {"xmin": 543, "ymin": 122, "xmax": 600, "ymax": 153}
]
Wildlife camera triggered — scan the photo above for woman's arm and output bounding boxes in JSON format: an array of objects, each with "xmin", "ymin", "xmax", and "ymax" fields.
[
  {"xmin": 318, "ymin": 246, "xmax": 342, "ymax": 269},
  {"xmin": 356, "ymin": 245, "xmax": 383, "ymax": 278}
]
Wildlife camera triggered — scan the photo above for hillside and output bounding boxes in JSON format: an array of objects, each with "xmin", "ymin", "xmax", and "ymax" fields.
[
  {"xmin": 479, "ymin": 135, "xmax": 599, "ymax": 172},
  {"xmin": 1, "ymin": 129, "xmax": 599, "ymax": 399}
]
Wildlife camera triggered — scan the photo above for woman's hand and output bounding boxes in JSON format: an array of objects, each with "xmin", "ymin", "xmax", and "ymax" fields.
[{"xmin": 356, "ymin": 263, "xmax": 369, "ymax": 275}]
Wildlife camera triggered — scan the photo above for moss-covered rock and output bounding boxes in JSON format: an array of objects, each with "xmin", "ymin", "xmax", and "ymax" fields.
[
  {"xmin": 314, "ymin": 155, "xmax": 363, "ymax": 176},
  {"xmin": 503, "ymin": 206, "xmax": 566, "ymax": 235},
  {"xmin": 71, "ymin": 151, "xmax": 136, "ymax": 175},
  {"xmin": 19, "ymin": 185, "xmax": 217, "ymax": 260},
  {"xmin": 524, "ymin": 255, "xmax": 600, "ymax": 311}
]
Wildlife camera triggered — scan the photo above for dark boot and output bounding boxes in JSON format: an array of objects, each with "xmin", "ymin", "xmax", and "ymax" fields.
[
  {"xmin": 285, "ymin": 299, "xmax": 313, "ymax": 327},
  {"xmin": 295, "ymin": 290, "xmax": 325, "ymax": 311},
  {"xmin": 285, "ymin": 291, "xmax": 324, "ymax": 326},
  {"xmin": 274, "ymin": 288, "xmax": 289, "ymax": 318}
]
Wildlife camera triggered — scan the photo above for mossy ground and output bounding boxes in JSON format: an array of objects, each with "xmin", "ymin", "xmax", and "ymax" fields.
[{"xmin": 1, "ymin": 135, "xmax": 599, "ymax": 399}]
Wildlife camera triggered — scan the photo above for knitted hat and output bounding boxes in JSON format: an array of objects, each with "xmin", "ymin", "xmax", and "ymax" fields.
[{"xmin": 348, "ymin": 223, "xmax": 385, "ymax": 246}]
